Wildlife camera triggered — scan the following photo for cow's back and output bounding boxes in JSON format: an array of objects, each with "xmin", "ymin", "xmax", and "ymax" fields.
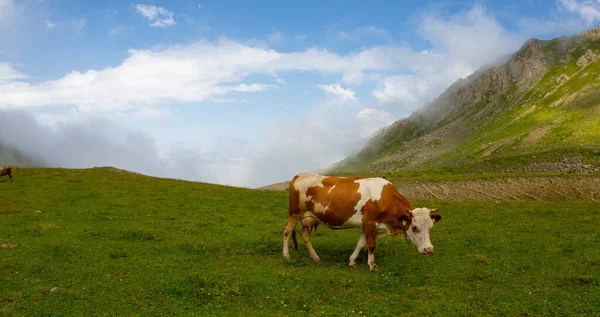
[{"xmin": 289, "ymin": 173, "xmax": 365, "ymax": 226}]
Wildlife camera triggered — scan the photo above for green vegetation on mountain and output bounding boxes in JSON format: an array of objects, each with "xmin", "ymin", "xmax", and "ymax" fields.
[
  {"xmin": 330, "ymin": 27, "xmax": 600, "ymax": 175},
  {"xmin": 1, "ymin": 168, "xmax": 599, "ymax": 316}
]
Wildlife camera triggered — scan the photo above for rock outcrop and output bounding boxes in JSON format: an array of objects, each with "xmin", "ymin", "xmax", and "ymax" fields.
[{"xmin": 576, "ymin": 49, "xmax": 597, "ymax": 67}]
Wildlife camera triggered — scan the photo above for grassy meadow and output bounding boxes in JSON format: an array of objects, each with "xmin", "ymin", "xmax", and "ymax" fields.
[{"xmin": 1, "ymin": 168, "xmax": 599, "ymax": 316}]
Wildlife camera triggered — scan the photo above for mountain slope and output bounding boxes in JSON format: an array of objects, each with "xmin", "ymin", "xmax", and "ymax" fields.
[
  {"xmin": 0, "ymin": 144, "xmax": 35, "ymax": 167},
  {"xmin": 330, "ymin": 27, "xmax": 600, "ymax": 175}
]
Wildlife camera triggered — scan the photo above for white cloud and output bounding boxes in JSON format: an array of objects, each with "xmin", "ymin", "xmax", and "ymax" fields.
[
  {"xmin": 418, "ymin": 5, "xmax": 519, "ymax": 68},
  {"xmin": 0, "ymin": 38, "xmax": 395, "ymax": 114},
  {"xmin": 356, "ymin": 108, "xmax": 394, "ymax": 138},
  {"xmin": 198, "ymin": 2, "xmax": 202, "ymax": 9},
  {"xmin": 558, "ymin": 0, "xmax": 600, "ymax": 24},
  {"xmin": 240, "ymin": 114, "xmax": 359, "ymax": 187},
  {"xmin": 45, "ymin": 20, "xmax": 56, "ymax": 29},
  {"xmin": 373, "ymin": 4, "xmax": 520, "ymax": 111},
  {"xmin": 0, "ymin": 63, "xmax": 27, "ymax": 82},
  {"xmin": 237, "ymin": 106, "xmax": 397, "ymax": 187},
  {"xmin": 36, "ymin": 106, "xmax": 172, "ymax": 134},
  {"xmin": 374, "ymin": 75, "xmax": 420, "ymax": 105},
  {"xmin": 72, "ymin": 18, "xmax": 86, "ymax": 33},
  {"xmin": 341, "ymin": 71, "xmax": 365, "ymax": 85},
  {"xmin": 373, "ymin": 63, "xmax": 471, "ymax": 110},
  {"xmin": 0, "ymin": 107, "xmax": 370, "ymax": 188},
  {"xmin": 135, "ymin": 4, "xmax": 176, "ymax": 28},
  {"xmin": 317, "ymin": 83, "xmax": 357, "ymax": 104}
]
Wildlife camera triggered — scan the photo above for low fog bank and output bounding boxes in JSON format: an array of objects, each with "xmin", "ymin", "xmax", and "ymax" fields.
[
  {"xmin": 0, "ymin": 109, "xmax": 222, "ymax": 184},
  {"xmin": 0, "ymin": 109, "xmax": 386, "ymax": 188}
]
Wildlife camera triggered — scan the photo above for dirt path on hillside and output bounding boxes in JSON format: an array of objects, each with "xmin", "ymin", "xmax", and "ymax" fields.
[
  {"xmin": 396, "ymin": 177, "xmax": 600, "ymax": 201},
  {"xmin": 258, "ymin": 177, "xmax": 600, "ymax": 202}
]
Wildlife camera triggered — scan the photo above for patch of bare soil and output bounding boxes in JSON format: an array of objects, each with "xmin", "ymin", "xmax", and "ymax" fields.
[
  {"xmin": 483, "ymin": 140, "xmax": 510, "ymax": 157},
  {"xmin": 259, "ymin": 177, "xmax": 600, "ymax": 202},
  {"xmin": 520, "ymin": 126, "xmax": 551, "ymax": 147},
  {"xmin": 0, "ymin": 210, "xmax": 22, "ymax": 214},
  {"xmin": 550, "ymin": 90, "xmax": 582, "ymax": 107},
  {"xmin": 397, "ymin": 177, "xmax": 600, "ymax": 202}
]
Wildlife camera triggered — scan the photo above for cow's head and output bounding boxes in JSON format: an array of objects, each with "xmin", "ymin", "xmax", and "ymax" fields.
[{"xmin": 398, "ymin": 208, "xmax": 441, "ymax": 255}]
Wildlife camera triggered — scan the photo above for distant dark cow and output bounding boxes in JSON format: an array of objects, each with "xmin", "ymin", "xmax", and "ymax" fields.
[
  {"xmin": 283, "ymin": 172, "xmax": 441, "ymax": 270},
  {"xmin": 0, "ymin": 166, "xmax": 12, "ymax": 182}
]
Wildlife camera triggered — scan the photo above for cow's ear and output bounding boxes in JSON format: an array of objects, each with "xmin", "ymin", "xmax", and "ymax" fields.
[
  {"xmin": 430, "ymin": 213, "xmax": 441, "ymax": 223},
  {"xmin": 398, "ymin": 214, "xmax": 411, "ymax": 226}
]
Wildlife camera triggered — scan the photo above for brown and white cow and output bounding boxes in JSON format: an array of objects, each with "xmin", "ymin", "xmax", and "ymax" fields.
[
  {"xmin": 0, "ymin": 166, "xmax": 12, "ymax": 182},
  {"xmin": 282, "ymin": 172, "xmax": 441, "ymax": 270}
]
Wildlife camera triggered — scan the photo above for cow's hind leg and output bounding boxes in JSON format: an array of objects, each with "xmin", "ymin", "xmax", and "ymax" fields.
[
  {"xmin": 300, "ymin": 222, "xmax": 320, "ymax": 262},
  {"xmin": 349, "ymin": 233, "xmax": 366, "ymax": 267},
  {"xmin": 282, "ymin": 216, "xmax": 300, "ymax": 260}
]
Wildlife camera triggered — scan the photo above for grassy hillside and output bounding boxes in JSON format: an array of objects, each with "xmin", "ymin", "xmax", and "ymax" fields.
[
  {"xmin": 330, "ymin": 27, "xmax": 600, "ymax": 175},
  {"xmin": 1, "ymin": 168, "xmax": 599, "ymax": 316},
  {"xmin": 0, "ymin": 144, "xmax": 35, "ymax": 167}
]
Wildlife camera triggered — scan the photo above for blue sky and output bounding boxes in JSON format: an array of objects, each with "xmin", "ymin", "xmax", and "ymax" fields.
[{"xmin": 0, "ymin": 0, "xmax": 599, "ymax": 187}]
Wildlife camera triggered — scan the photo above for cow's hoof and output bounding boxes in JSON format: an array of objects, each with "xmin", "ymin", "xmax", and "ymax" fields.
[
  {"xmin": 349, "ymin": 262, "xmax": 358, "ymax": 267},
  {"xmin": 312, "ymin": 257, "xmax": 320, "ymax": 263},
  {"xmin": 283, "ymin": 253, "xmax": 291, "ymax": 260},
  {"xmin": 369, "ymin": 265, "xmax": 380, "ymax": 271}
]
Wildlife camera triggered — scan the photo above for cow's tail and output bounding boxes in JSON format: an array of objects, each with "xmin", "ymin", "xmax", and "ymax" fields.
[{"xmin": 292, "ymin": 230, "xmax": 298, "ymax": 250}]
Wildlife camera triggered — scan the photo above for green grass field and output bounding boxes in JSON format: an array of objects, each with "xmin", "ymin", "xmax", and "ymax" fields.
[{"xmin": 1, "ymin": 168, "xmax": 599, "ymax": 316}]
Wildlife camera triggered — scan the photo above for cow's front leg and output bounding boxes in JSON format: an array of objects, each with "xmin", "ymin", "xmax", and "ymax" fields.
[
  {"xmin": 364, "ymin": 222, "xmax": 379, "ymax": 271},
  {"xmin": 349, "ymin": 233, "xmax": 366, "ymax": 267}
]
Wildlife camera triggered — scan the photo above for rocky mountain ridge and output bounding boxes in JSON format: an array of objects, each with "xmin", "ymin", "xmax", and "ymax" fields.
[{"xmin": 330, "ymin": 26, "xmax": 600, "ymax": 175}]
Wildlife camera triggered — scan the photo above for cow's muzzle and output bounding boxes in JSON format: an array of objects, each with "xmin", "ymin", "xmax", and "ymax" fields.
[{"xmin": 420, "ymin": 247, "xmax": 433, "ymax": 255}]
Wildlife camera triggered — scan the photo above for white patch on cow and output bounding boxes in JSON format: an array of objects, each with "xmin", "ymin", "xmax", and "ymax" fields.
[
  {"xmin": 313, "ymin": 202, "xmax": 329, "ymax": 213},
  {"xmin": 368, "ymin": 251, "xmax": 376, "ymax": 270},
  {"xmin": 327, "ymin": 185, "xmax": 336, "ymax": 194},
  {"xmin": 349, "ymin": 233, "xmax": 366, "ymax": 266},
  {"xmin": 406, "ymin": 208, "xmax": 436, "ymax": 254},
  {"xmin": 353, "ymin": 178, "xmax": 391, "ymax": 213},
  {"xmin": 292, "ymin": 172, "xmax": 327, "ymax": 210},
  {"xmin": 340, "ymin": 210, "xmax": 363, "ymax": 228}
]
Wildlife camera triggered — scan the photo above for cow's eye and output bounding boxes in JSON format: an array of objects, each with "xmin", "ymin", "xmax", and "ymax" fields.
[{"xmin": 412, "ymin": 227, "xmax": 419, "ymax": 232}]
